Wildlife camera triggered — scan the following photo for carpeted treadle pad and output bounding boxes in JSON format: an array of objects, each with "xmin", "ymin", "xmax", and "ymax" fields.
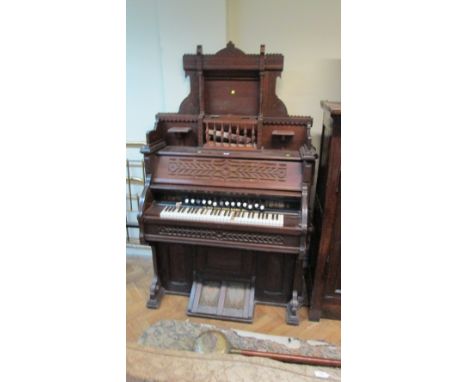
[{"xmin": 187, "ymin": 278, "xmax": 255, "ymax": 322}]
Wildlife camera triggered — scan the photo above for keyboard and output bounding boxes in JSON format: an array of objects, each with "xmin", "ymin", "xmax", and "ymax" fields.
[{"xmin": 160, "ymin": 205, "xmax": 284, "ymax": 227}]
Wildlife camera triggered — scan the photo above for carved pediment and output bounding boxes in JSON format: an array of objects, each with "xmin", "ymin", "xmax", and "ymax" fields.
[{"xmin": 214, "ymin": 41, "xmax": 246, "ymax": 56}]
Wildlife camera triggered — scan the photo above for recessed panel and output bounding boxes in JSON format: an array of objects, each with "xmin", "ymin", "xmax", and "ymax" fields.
[{"xmin": 205, "ymin": 79, "xmax": 259, "ymax": 115}]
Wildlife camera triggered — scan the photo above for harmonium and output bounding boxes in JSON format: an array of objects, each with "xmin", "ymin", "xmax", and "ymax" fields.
[{"xmin": 138, "ymin": 42, "xmax": 317, "ymax": 325}]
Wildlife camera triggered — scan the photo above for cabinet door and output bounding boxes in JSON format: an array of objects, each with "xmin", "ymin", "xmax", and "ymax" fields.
[{"xmin": 195, "ymin": 246, "xmax": 254, "ymax": 280}]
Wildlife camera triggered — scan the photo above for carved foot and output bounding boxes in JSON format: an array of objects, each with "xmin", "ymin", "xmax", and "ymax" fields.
[
  {"xmin": 146, "ymin": 277, "xmax": 165, "ymax": 309},
  {"xmin": 286, "ymin": 291, "xmax": 300, "ymax": 325},
  {"xmin": 309, "ymin": 308, "xmax": 321, "ymax": 322}
]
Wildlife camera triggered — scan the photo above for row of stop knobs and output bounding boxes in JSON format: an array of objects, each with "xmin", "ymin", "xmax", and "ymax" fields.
[{"xmin": 183, "ymin": 197, "xmax": 265, "ymax": 210}]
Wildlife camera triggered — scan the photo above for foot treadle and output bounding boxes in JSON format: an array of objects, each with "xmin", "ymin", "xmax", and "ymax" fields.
[{"xmin": 187, "ymin": 275, "xmax": 255, "ymax": 323}]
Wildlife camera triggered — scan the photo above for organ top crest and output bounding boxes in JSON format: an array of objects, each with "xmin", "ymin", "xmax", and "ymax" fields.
[{"xmin": 146, "ymin": 41, "xmax": 316, "ymax": 153}]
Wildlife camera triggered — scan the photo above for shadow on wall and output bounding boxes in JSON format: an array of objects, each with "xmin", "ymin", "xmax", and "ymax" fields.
[{"xmin": 276, "ymin": 58, "xmax": 340, "ymax": 151}]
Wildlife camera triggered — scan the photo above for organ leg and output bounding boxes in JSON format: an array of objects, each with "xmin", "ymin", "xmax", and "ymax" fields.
[
  {"xmin": 147, "ymin": 246, "xmax": 165, "ymax": 309},
  {"xmin": 286, "ymin": 255, "xmax": 304, "ymax": 325}
]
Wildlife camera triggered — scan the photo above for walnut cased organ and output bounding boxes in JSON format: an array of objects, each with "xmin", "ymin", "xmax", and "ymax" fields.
[{"xmin": 138, "ymin": 42, "xmax": 317, "ymax": 325}]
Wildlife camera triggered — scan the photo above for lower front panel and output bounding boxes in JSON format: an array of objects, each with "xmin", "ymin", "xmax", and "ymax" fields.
[
  {"xmin": 158, "ymin": 243, "xmax": 193, "ymax": 294},
  {"xmin": 155, "ymin": 243, "xmax": 295, "ymax": 306}
]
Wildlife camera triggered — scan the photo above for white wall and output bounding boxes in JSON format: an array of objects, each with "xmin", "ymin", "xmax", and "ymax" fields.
[
  {"xmin": 156, "ymin": 0, "xmax": 227, "ymax": 113},
  {"xmin": 127, "ymin": 0, "xmax": 340, "ymax": 149},
  {"xmin": 227, "ymin": 0, "xmax": 341, "ymax": 147},
  {"xmin": 126, "ymin": 0, "xmax": 164, "ymax": 145},
  {"xmin": 126, "ymin": 0, "xmax": 227, "ymax": 153}
]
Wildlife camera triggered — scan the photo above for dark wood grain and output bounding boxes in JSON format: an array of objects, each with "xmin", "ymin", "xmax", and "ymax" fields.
[
  {"xmin": 309, "ymin": 101, "xmax": 341, "ymax": 321},
  {"xmin": 139, "ymin": 43, "xmax": 317, "ymax": 325}
]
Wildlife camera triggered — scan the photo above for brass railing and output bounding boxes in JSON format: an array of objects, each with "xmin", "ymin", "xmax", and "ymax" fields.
[{"xmin": 126, "ymin": 142, "xmax": 146, "ymax": 244}]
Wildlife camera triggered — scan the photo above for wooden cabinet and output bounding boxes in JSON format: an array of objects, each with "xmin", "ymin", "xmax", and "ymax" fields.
[{"xmin": 309, "ymin": 101, "xmax": 341, "ymax": 321}]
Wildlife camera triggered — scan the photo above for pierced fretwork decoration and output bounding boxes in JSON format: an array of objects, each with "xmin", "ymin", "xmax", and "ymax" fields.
[{"xmin": 203, "ymin": 117, "xmax": 257, "ymax": 149}]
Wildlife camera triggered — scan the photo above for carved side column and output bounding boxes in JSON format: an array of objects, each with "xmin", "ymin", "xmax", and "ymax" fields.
[
  {"xmin": 137, "ymin": 174, "xmax": 152, "ymax": 245},
  {"xmin": 286, "ymin": 255, "xmax": 303, "ymax": 325},
  {"xmin": 196, "ymin": 45, "xmax": 205, "ymax": 145},
  {"xmin": 286, "ymin": 185, "xmax": 309, "ymax": 325},
  {"xmin": 147, "ymin": 246, "xmax": 165, "ymax": 309}
]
